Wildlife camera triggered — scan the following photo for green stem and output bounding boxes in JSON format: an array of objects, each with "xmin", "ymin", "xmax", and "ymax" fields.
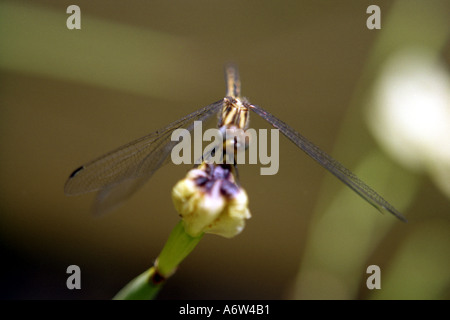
[
  {"xmin": 113, "ymin": 267, "xmax": 162, "ymax": 300},
  {"xmin": 113, "ymin": 221, "xmax": 203, "ymax": 300}
]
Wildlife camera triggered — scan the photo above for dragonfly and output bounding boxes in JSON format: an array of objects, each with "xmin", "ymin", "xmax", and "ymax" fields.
[{"xmin": 65, "ymin": 64, "xmax": 407, "ymax": 222}]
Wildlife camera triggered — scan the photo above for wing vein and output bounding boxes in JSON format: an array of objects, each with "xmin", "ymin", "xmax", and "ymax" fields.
[{"xmin": 249, "ymin": 103, "xmax": 407, "ymax": 222}]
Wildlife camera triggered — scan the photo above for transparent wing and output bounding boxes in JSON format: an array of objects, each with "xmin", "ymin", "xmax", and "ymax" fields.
[
  {"xmin": 64, "ymin": 99, "xmax": 224, "ymax": 214},
  {"xmin": 249, "ymin": 103, "xmax": 407, "ymax": 222}
]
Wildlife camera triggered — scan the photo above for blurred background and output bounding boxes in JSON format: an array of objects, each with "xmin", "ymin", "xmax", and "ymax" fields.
[{"xmin": 0, "ymin": 0, "xmax": 449, "ymax": 299}]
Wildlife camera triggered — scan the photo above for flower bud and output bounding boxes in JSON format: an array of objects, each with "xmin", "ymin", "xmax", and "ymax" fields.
[{"xmin": 172, "ymin": 163, "xmax": 251, "ymax": 238}]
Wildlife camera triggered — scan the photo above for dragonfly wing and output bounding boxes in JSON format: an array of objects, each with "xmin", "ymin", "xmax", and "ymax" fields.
[
  {"xmin": 91, "ymin": 125, "xmax": 196, "ymax": 215},
  {"xmin": 93, "ymin": 176, "xmax": 149, "ymax": 215},
  {"xmin": 91, "ymin": 141, "xmax": 176, "ymax": 215},
  {"xmin": 65, "ymin": 99, "xmax": 224, "ymax": 214},
  {"xmin": 249, "ymin": 103, "xmax": 407, "ymax": 222}
]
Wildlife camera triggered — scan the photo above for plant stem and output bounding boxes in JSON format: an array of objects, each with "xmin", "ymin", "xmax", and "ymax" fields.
[{"xmin": 113, "ymin": 221, "xmax": 203, "ymax": 300}]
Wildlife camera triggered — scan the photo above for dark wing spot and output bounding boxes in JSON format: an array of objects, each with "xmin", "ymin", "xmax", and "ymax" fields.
[{"xmin": 69, "ymin": 166, "xmax": 84, "ymax": 178}]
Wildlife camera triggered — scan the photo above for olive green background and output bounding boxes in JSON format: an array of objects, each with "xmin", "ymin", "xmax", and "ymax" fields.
[{"xmin": 0, "ymin": 0, "xmax": 449, "ymax": 299}]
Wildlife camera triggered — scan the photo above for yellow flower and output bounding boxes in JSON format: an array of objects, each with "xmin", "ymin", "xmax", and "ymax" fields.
[{"xmin": 172, "ymin": 163, "xmax": 251, "ymax": 238}]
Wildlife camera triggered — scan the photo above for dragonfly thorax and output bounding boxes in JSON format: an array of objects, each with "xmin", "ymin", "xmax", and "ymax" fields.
[
  {"xmin": 220, "ymin": 97, "xmax": 250, "ymax": 130},
  {"xmin": 217, "ymin": 97, "xmax": 252, "ymax": 160}
]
